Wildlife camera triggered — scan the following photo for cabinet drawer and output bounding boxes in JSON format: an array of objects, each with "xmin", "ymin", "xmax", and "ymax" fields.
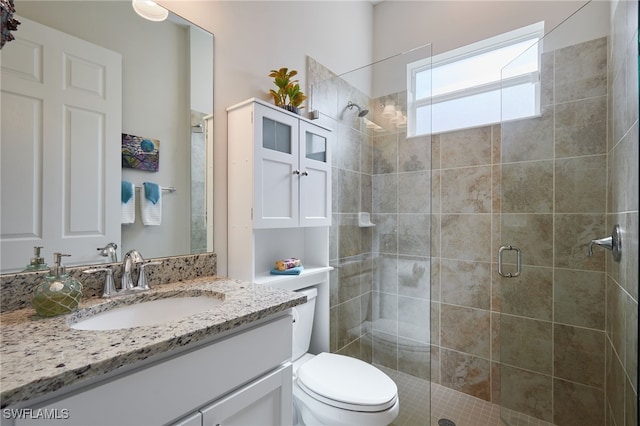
[{"xmin": 15, "ymin": 315, "xmax": 292, "ymax": 426}]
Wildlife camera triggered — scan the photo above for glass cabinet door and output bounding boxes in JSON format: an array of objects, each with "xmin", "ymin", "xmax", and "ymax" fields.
[
  {"xmin": 253, "ymin": 104, "xmax": 300, "ymax": 228},
  {"xmin": 262, "ymin": 116, "xmax": 292, "ymax": 154},
  {"xmin": 299, "ymin": 122, "xmax": 331, "ymax": 226},
  {"xmin": 305, "ymin": 130, "xmax": 327, "ymax": 163}
]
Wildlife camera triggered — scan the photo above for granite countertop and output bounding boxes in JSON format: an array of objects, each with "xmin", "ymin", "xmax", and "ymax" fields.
[{"xmin": 0, "ymin": 276, "xmax": 305, "ymax": 408}]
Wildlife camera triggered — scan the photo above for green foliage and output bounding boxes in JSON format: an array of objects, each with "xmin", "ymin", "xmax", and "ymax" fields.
[{"xmin": 268, "ymin": 67, "xmax": 307, "ymax": 109}]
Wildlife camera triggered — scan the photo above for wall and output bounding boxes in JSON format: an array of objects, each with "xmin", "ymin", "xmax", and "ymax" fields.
[
  {"xmin": 17, "ymin": 1, "xmax": 193, "ymax": 259},
  {"xmin": 161, "ymin": 0, "xmax": 374, "ymax": 276},
  {"xmin": 373, "ymin": 0, "xmax": 590, "ymax": 60},
  {"xmin": 371, "ymin": 0, "xmax": 609, "ymax": 97},
  {"xmin": 605, "ymin": 1, "xmax": 638, "ymax": 425}
]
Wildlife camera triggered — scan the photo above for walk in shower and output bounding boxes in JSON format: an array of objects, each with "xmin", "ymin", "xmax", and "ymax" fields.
[{"xmin": 308, "ymin": 0, "xmax": 638, "ymax": 424}]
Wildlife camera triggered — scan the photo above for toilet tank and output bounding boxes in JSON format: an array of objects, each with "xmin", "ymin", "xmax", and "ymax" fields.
[{"xmin": 292, "ymin": 287, "xmax": 318, "ymax": 361}]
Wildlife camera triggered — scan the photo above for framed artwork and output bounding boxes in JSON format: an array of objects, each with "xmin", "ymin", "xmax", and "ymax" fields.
[{"xmin": 121, "ymin": 133, "xmax": 160, "ymax": 171}]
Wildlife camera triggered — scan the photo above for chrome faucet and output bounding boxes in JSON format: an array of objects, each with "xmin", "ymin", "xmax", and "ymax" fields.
[
  {"xmin": 97, "ymin": 242, "xmax": 118, "ymax": 262},
  {"xmin": 121, "ymin": 249, "xmax": 144, "ymax": 292},
  {"xmin": 84, "ymin": 249, "xmax": 161, "ymax": 298}
]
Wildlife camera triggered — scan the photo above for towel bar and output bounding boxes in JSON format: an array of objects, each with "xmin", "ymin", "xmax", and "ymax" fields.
[{"xmin": 134, "ymin": 186, "xmax": 176, "ymax": 193}]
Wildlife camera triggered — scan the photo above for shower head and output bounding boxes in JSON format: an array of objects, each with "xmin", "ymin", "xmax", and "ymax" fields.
[{"xmin": 346, "ymin": 101, "xmax": 369, "ymax": 117}]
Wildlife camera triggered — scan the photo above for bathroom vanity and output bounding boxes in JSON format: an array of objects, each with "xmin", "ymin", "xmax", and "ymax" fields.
[{"xmin": 0, "ymin": 276, "xmax": 304, "ymax": 426}]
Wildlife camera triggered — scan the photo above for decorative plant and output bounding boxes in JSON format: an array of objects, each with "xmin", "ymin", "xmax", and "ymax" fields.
[{"xmin": 268, "ymin": 67, "xmax": 307, "ymax": 110}]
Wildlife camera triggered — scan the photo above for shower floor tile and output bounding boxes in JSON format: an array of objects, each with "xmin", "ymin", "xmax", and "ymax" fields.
[{"xmin": 381, "ymin": 366, "xmax": 555, "ymax": 426}]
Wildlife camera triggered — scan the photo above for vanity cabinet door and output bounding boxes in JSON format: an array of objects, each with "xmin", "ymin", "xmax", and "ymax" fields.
[{"xmin": 200, "ymin": 364, "xmax": 292, "ymax": 426}]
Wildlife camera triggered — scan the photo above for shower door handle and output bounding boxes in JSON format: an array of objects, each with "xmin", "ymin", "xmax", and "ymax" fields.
[{"xmin": 498, "ymin": 245, "xmax": 521, "ymax": 278}]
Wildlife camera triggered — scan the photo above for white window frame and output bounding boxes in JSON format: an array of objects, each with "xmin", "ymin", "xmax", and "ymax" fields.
[{"xmin": 407, "ymin": 21, "xmax": 544, "ymax": 136}]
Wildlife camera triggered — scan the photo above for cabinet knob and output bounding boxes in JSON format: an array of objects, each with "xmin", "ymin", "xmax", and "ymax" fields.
[
  {"xmin": 301, "ymin": 170, "xmax": 309, "ymax": 176},
  {"xmin": 293, "ymin": 169, "xmax": 300, "ymax": 175}
]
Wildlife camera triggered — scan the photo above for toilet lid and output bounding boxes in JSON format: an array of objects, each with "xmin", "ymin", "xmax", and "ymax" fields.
[{"xmin": 296, "ymin": 352, "xmax": 398, "ymax": 412}]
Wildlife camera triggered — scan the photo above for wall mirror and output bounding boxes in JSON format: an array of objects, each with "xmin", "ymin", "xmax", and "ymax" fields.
[{"xmin": 0, "ymin": 1, "xmax": 214, "ymax": 272}]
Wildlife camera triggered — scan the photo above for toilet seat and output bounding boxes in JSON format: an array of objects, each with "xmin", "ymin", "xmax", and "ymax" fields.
[{"xmin": 296, "ymin": 353, "xmax": 398, "ymax": 412}]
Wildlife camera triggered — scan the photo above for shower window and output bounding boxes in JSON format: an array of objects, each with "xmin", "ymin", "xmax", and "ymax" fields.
[{"xmin": 407, "ymin": 21, "xmax": 544, "ymax": 136}]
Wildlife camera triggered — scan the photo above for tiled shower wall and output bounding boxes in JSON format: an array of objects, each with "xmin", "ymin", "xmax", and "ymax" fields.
[
  {"xmin": 309, "ymin": 9, "xmax": 637, "ymax": 423},
  {"xmin": 605, "ymin": 1, "xmax": 638, "ymax": 426}
]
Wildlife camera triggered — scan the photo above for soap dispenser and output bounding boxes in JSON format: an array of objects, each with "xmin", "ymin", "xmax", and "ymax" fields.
[
  {"xmin": 23, "ymin": 246, "xmax": 48, "ymax": 272},
  {"xmin": 32, "ymin": 253, "xmax": 83, "ymax": 317}
]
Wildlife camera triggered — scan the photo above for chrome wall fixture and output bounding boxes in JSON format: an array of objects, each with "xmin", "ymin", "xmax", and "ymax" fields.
[{"xmin": 589, "ymin": 224, "xmax": 622, "ymax": 262}]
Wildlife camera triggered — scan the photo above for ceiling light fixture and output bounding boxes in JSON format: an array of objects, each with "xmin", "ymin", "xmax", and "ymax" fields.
[{"xmin": 132, "ymin": 0, "xmax": 168, "ymax": 22}]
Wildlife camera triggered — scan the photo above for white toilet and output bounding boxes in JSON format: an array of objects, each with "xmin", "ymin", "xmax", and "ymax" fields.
[{"xmin": 291, "ymin": 287, "xmax": 399, "ymax": 426}]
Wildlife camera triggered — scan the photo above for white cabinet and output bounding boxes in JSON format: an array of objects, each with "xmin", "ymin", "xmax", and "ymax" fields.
[
  {"xmin": 228, "ymin": 98, "xmax": 332, "ymax": 229},
  {"xmin": 226, "ymin": 100, "xmax": 331, "ymax": 356},
  {"xmin": 227, "ymin": 99, "xmax": 333, "ymax": 284},
  {"xmin": 11, "ymin": 315, "xmax": 292, "ymax": 426}
]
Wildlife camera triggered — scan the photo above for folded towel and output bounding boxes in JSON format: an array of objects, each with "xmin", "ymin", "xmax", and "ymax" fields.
[
  {"xmin": 141, "ymin": 182, "xmax": 162, "ymax": 225},
  {"xmin": 121, "ymin": 181, "xmax": 135, "ymax": 224},
  {"xmin": 270, "ymin": 265, "xmax": 304, "ymax": 275}
]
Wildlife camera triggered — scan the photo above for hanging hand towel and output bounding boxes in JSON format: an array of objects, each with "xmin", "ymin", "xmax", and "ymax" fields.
[
  {"xmin": 141, "ymin": 182, "xmax": 162, "ymax": 226},
  {"xmin": 121, "ymin": 181, "xmax": 135, "ymax": 224}
]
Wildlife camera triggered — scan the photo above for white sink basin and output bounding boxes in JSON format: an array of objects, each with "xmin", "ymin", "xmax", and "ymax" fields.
[{"xmin": 70, "ymin": 296, "xmax": 224, "ymax": 331}]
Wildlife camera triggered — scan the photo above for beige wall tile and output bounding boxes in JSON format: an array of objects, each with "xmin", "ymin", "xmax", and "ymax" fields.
[
  {"xmin": 500, "ymin": 315, "xmax": 552, "ymax": 374},
  {"xmin": 501, "ymin": 160, "xmax": 553, "ymax": 213},
  {"xmin": 501, "ymin": 214, "xmax": 553, "ymax": 267},
  {"xmin": 441, "ymin": 214, "xmax": 492, "ymax": 262},
  {"xmin": 553, "ymin": 379, "xmax": 605, "ymax": 426},
  {"xmin": 555, "ymin": 37, "xmax": 607, "ymax": 103},
  {"xmin": 440, "ymin": 126, "xmax": 492, "ymax": 168},
  {"xmin": 440, "ymin": 348, "xmax": 491, "ymax": 401},
  {"xmin": 555, "ymin": 96, "xmax": 608, "ymax": 158},
  {"xmin": 554, "ymin": 324, "xmax": 605, "ymax": 387},
  {"xmin": 555, "ymin": 155, "xmax": 607, "ymax": 213},
  {"xmin": 441, "ymin": 166, "xmax": 492, "ymax": 213},
  {"xmin": 398, "ymin": 171, "xmax": 430, "ymax": 213},
  {"xmin": 500, "ymin": 365, "xmax": 553, "ymax": 422},
  {"xmin": 440, "ymin": 304, "xmax": 490, "ymax": 358},
  {"xmin": 554, "ymin": 269, "xmax": 606, "ymax": 329},
  {"xmin": 497, "ymin": 265, "xmax": 553, "ymax": 321},
  {"xmin": 440, "ymin": 259, "xmax": 491, "ymax": 310},
  {"xmin": 501, "ymin": 106, "xmax": 554, "ymax": 162}
]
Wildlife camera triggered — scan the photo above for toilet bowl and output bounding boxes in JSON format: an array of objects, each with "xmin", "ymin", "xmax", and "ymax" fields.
[{"xmin": 291, "ymin": 287, "xmax": 399, "ymax": 426}]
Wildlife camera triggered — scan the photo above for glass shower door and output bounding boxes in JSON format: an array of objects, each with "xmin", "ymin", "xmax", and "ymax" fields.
[{"xmin": 499, "ymin": 2, "xmax": 610, "ymax": 425}]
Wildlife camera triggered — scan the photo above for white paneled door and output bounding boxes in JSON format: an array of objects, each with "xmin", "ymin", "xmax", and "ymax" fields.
[{"xmin": 1, "ymin": 16, "xmax": 122, "ymax": 271}]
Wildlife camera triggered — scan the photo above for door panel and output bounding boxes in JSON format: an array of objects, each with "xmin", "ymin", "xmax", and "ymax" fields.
[{"xmin": 0, "ymin": 16, "xmax": 121, "ymax": 271}]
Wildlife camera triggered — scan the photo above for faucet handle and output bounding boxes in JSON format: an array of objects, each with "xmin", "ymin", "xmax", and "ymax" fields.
[
  {"xmin": 83, "ymin": 267, "xmax": 117, "ymax": 298},
  {"xmin": 135, "ymin": 261, "xmax": 162, "ymax": 291}
]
